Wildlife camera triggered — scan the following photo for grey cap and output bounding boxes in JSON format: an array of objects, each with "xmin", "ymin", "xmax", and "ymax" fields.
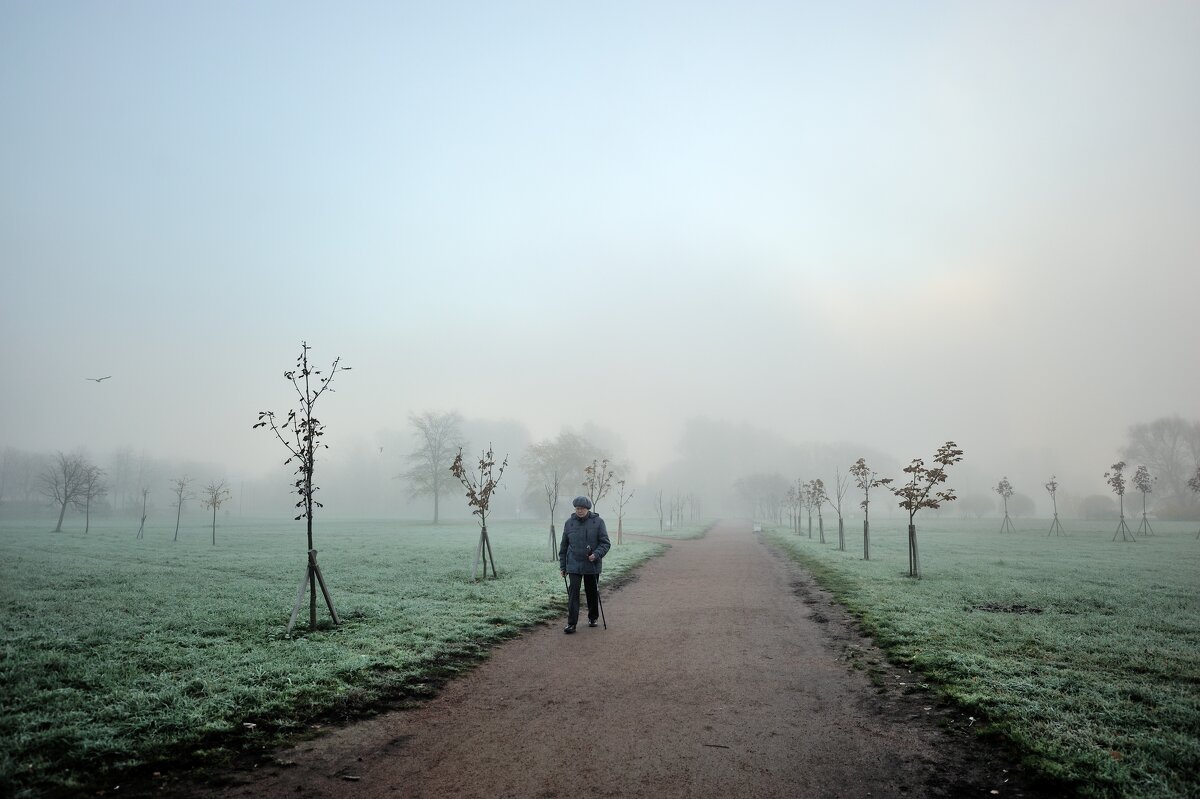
[{"xmin": 572, "ymin": 496, "xmax": 592, "ymax": 509}]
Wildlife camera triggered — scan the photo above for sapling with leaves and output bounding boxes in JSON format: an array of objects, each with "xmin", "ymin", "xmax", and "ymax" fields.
[
  {"xmin": 253, "ymin": 341, "xmax": 350, "ymax": 632},
  {"xmin": 1045, "ymin": 476, "xmax": 1065, "ymax": 536},
  {"xmin": 994, "ymin": 476, "xmax": 1016, "ymax": 533},
  {"xmin": 1132, "ymin": 465, "xmax": 1155, "ymax": 536},
  {"xmin": 1105, "ymin": 461, "xmax": 1134, "ymax": 542},
  {"xmin": 614, "ymin": 479, "xmax": 634, "ymax": 545},
  {"xmin": 850, "ymin": 457, "xmax": 891, "ymax": 560},
  {"xmin": 810, "ymin": 479, "xmax": 829, "ymax": 544},
  {"xmin": 450, "ymin": 444, "xmax": 508, "ymax": 581},
  {"xmin": 170, "ymin": 476, "xmax": 194, "ymax": 542},
  {"xmin": 202, "ymin": 479, "xmax": 231, "ymax": 545},
  {"xmin": 582, "ymin": 458, "xmax": 614, "ymax": 514},
  {"xmin": 891, "ymin": 441, "xmax": 964, "ymax": 578},
  {"xmin": 1188, "ymin": 466, "xmax": 1200, "ymax": 539},
  {"xmin": 801, "ymin": 480, "xmax": 818, "ymax": 539}
]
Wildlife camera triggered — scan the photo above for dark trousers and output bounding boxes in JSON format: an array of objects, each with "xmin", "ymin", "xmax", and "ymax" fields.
[{"xmin": 567, "ymin": 572, "xmax": 599, "ymax": 626}]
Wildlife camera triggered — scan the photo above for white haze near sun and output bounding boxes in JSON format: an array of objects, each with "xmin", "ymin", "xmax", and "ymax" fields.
[{"xmin": 2, "ymin": 1, "xmax": 1197, "ymax": 513}]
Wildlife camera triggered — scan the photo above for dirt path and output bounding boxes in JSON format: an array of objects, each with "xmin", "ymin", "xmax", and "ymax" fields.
[{"xmin": 184, "ymin": 520, "xmax": 1057, "ymax": 798}]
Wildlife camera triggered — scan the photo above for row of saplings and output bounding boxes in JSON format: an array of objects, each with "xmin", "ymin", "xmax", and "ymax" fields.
[{"xmin": 778, "ymin": 450, "xmax": 1200, "ymax": 579}]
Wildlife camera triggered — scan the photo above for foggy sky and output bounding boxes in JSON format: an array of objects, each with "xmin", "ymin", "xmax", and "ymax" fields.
[{"xmin": 2, "ymin": 1, "xmax": 1198, "ymax": 508}]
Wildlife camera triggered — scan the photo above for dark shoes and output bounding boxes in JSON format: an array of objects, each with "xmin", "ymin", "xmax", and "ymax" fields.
[
  {"xmin": 587, "ymin": 619, "xmax": 598, "ymax": 627},
  {"xmin": 563, "ymin": 625, "xmax": 576, "ymax": 634}
]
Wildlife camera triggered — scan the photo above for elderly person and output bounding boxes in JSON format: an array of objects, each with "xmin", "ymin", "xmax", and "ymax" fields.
[{"xmin": 558, "ymin": 495, "xmax": 611, "ymax": 634}]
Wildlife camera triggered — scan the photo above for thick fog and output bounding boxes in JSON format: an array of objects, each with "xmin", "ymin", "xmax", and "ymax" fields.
[{"xmin": 2, "ymin": 3, "xmax": 1198, "ymax": 520}]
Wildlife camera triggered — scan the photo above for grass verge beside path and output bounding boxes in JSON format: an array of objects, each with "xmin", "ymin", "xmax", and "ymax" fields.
[
  {"xmin": 765, "ymin": 518, "xmax": 1200, "ymax": 799},
  {"xmin": 0, "ymin": 518, "xmax": 664, "ymax": 798}
]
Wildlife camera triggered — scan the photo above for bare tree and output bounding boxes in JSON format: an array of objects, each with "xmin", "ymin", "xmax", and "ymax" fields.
[
  {"xmin": 994, "ymin": 476, "xmax": 1015, "ymax": 533},
  {"xmin": 786, "ymin": 483, "xmax": 800, "ymax": 535},
  {"xmin": 810, "ymin": 479, "xmax": 829, "ymax": 544},
  {"xmin": 1122, "ymin": 416, "xmax": 1200, "ymax": 518},
  {"xmin": 39, "ymin": 451, "xmax": 90, "ymax": 532},
  {"xmin": 891, "ymin": 441, "xmax": 964, "ymax": 578},
  {"xmin": 582, "ymin": 458, "xmax": 614, "ymax": 514},
  {"xmin": 614, "ymin": 479, "xmax": 634, "ymax": 545},
  {"xmin": 254, "ymin": 341, "xmax": 350, "ymax": 633},
  {"xmin": 1105, "ymin": 461, "xmax": 1134, "ymax": 542},
  {"xmin": 1045, "ymin": 476, "xmax": 1065, "ymax": 536},
  {"xmin": 74, "ymin": 464, "xmax": 107, "ymax": 534},
  {"xmin": 829, "ymin": 468, "xmax": 850, "ymax": 551},
  {"xmin": 1132, "ymin": 465, "xmax": 1155, "ymax": 536},
  {"xmin": 850, "ymin": 457, "xmax": 891, "ymax": 561},
  {"xmin": 400, "ymin": 411, "xmax": 463, "ymax": 524},
  {"xmin": 521, "ymin": 432, "xmax": 599, "ymax": 559},
  {"xmin": 170, "ymin": 476, "xmax": 195, "ymax": 542},
  {"xmin": 136, "ymin": 487, "xmax": 150, "ymax": 539},
  {"xmin": 450, "ymin": 444, "xmax": 508, "ymax": 581},
  {"xmin": 202, "ymin": 479, "xmax": 231, "ymax": 545},
  {"xmin": 655, "ymin": 489, "xmax": 664, "ymax": 533}
]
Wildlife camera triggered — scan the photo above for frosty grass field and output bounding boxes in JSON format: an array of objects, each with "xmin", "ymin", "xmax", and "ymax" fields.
[
  {"xmin": 0, "ymin": 515, "xmax": 707, "ymax": 797},
  {"xmin": 765, "ymin": 517, "xmax": 1199, "ymax": 799},
  {"xmin": 2, "ymin": 513, "xmax": 1197, "ymax": 798}
]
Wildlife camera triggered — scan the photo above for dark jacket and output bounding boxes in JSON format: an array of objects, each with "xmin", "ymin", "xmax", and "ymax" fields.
[{"xmin": 559, "ymin": 511, "xmax": 611, "ymax": 575}]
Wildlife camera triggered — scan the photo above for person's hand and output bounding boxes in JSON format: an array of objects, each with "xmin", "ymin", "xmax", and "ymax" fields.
[
  {"xmin": 588, "ymin": 553, "xmax": 597, "ymax": 562},
  {"xmin": 560, "ymin": 569, "xmax": 566, "ymax": 577}
]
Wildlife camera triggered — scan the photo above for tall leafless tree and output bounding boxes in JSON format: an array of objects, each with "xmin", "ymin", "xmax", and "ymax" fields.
[
  {"xmin": 891, "ymin": 441, "xmax": 964, "ymax": 578},
  {"xmin": 655, "ymin": 489, "xmax": 664, "ymax": 533},
  {"xmin": 202, "ymin": 479, "xmax": 231, "ymax": 545},
  {"xmin": 522, "ymin": 432, "xmax": 599, "ymax": 559},
  {"xmin": 450, "ymin": 444, "xmax": 507, "ymax": 581},
  {"xmin": 170, "ymin": 476, "xmax": 195, "ymax": 542},
  {"xmin": 994, "ymin": 476, "xmax": 1016, "ymax": 533},
  {"xmin": 1132, "ymin": 465, "xmax": 1155, "ymax": 536},
  {"xmin": 400, "ymin": 411, "xmax": 463, "ymax": 524},
  {"xmin": 1122, "ymin": 415, "xmax": 1200, "ymax": 517},
  {"xmin": 75, "ymin": 464, "xmax": 107, "ymax": 534},
  {"xmin": 850, "ymin": 457, "xmax": 891, "ymax": 561},
  {"xmin": 254, "ymin": 341, "xmax": 350, "ymax": 631},
  {"xmin": 39, "ymin": 451, "xmax": 91, "ymax": 532}
]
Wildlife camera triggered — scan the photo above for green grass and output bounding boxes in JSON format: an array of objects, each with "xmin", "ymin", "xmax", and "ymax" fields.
[
  {"xmin": 764, "ymin": 516, "xmax": 1200, "ymax": 799},
  {"xmin": 0, "ymin": 516, "xmax": 665, "ymax": 797}
]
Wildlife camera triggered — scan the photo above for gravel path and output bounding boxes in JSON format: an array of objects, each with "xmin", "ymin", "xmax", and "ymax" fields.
[{"xmin": 185, "ymin": 519, "xmax": 1058, "ymax": 798}]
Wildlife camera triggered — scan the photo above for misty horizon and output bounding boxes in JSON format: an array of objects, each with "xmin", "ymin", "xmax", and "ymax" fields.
[{"xmin": 2, "ymin": 2, "xmax": 1197, "ymax": 521}]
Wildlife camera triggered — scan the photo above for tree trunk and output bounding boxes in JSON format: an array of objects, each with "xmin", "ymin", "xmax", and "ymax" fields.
[
  {"xmin": 617, "ymin": 516, "xmax": 623, "ymax": 545},
  {"xmin": 908, "ymin": 523, "xmax": 921, "ymax": 578},
  {"xmin": 175, "ymin": 503, "xmax": 183, "ymax": 542},
  {"xmin": 211, "ymin": 504, "xmax": 217, "ymax": 545},
  {"xmin": 548, "ymin": 522, "xmax": 556, "ymax": 561},
  {"xmin": 433, "ymin": 489, "xmax": 439, "ymax": 524},
  {"xmin": 818, "ymin": 516, "xmax": 825, "ymax": 544},
  {"xmin": 837, "ymin": 518, "xmax": 844, "ymax": 551},
  {"xmin": 55, "ymin": 499, "xmax": 68, "ymax": 532},
  {"xmin": 863, "ymin": 518, "xmax": 870, "ymax": 560}
]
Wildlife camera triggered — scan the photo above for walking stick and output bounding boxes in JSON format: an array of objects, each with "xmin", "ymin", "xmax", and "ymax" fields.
[
  {"xmin": 596, "ymin": 573, "xmax": 607, "ymax": 630},
  {"xmin": 588, "ymin": 546, "xmax": 607, "ymax": 630}
]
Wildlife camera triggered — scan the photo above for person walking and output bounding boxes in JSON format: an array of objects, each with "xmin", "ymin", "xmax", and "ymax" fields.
[{"xmin": 559, "ymin": 496, "xmax": 610, "ymax": 634}]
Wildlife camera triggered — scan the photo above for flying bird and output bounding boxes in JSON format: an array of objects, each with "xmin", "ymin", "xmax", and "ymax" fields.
[{"xmin": 86, "ymin": 376, "xmax": 112, "ymax": 382}]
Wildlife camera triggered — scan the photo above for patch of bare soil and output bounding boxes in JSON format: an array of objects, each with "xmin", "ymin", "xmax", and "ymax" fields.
[{"xmin": 149, "ymin": 520, "xmax": 1069, "ymax": 798}]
